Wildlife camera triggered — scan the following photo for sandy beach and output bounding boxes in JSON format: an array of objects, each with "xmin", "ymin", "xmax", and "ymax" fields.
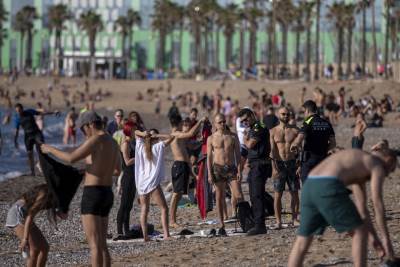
[{"xmin": 0, "ymin": 77, "xmax": 400, "ymax": 266}]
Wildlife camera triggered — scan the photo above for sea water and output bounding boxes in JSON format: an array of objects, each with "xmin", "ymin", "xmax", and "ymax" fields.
[{"xmin": 0, "ymin": 108, "xmax": 82, "ymax": 182}]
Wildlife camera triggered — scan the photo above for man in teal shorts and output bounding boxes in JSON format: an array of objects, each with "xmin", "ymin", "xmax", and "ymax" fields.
[{"xmin": 288, "ymin": 147, "xmax": 398, "ymax": 267}]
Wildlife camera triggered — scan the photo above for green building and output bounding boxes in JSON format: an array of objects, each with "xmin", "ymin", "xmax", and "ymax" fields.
[{"xmin": 1, "ymin": 0, "xmax": 397, "ymax": 76}]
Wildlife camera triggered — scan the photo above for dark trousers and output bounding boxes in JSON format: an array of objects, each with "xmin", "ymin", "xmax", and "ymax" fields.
[
  {"xmin": 300, "ymin": 155, "xmax": 325, "ymax": 183},
  {"xmin": 247, "ymin": 161, "xmax": 271, "ymax": 227},
  {"xmin": 116, "ymin": 172, "xmax": 136, "ymax": 235}
]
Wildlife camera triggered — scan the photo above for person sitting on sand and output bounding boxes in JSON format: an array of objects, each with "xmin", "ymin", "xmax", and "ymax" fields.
[
  {"xmin": 288, "ymin": 147, "xmax": 398, "ymax": 267},
  {"xmin": 5, "ymin": 184, "xmax": 58, "ymax": 267},
  {"xmin": 41, "ymin": 111, "xmax": 121, "ymax": 267},
  {"xmin": 207, "ymin": 113, "xmax": 243, "ymax": 236},
  {"xmin": 135, "ymin": 129, "xmax": 174, "ymax": 241}
]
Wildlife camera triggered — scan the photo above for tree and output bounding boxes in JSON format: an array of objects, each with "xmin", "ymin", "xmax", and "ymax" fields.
[
  {"xmin": 302, "ymin": 1, "xmax": 316, "ymax": 81},
  {"xmin": 77, "ymin": 10, "xmax": 103, "ymax": 77},
  {"xmin": 276, "ymin": 0, "xmax": 295, "ymax": 69},
  {"xmin": 48, "ymin": 4, "xmax": 71, "ymax": 74},
  {"xmin": 371, "ymin": 0, "xmax": 378, "ymax": 76},
  {"xmin": 292, "ymin": 4, "xmax": 305, "ymax": 78},
  {"xmin": 217, "ymin": 3, "xmax": 239, "ymax": 69},
  {"xmin": 344, "ymin": 4, "xmax": 357, "ymax": 77},
  {"xmin": 327, "ymin": 2, "xmax": 347, "ymax": 79},
  {"xmin": 245, "ymin": 0, "xmax": 263, "ymax": 68},
  {"xmin": 114, "ymin": 15, "xmax": 130, "ymax": 75},
  {"xmin": 384, "ymin": 0, "xmax": 395, "ymax": 78},
  {"xmin": 126, "ymin": 9, "xmax": 141, "ymax": 69},
  {"xmin": 357, "ymin": 1, "xmax": 371, "ymax": 77},
  {"xmin": 14, "ymin": 6, "xmax": 37, "ymax": 70},
  {"xmin": 314, "ymin": 0, "xmax": 321, "ymax": 80},
  {"xmin": 0, "ymin": 0, "xmax": 8, "ymax": 71}
]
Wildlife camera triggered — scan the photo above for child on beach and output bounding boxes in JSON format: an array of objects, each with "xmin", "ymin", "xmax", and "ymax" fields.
[
  {"xmin": 135, "ymin": 129, "xmax": 174, "ymax": 241},
  {"xmin": 5, "ymin": 184, "xmax": 57, "ymax": 267}
]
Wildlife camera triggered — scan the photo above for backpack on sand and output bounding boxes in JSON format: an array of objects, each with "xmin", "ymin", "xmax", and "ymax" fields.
[
  {"xmin": 263, "ymin": 191, "xmax": 275, "ymax": 216},
  {"xmin": 235, "ymin": 201, "xmax": 255, "ymax": 233}
]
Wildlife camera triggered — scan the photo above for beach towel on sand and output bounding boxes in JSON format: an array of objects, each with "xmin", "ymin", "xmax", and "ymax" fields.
[{"xmin": 38, "ymin": 151, "xmax": 83, "ymax": 213}]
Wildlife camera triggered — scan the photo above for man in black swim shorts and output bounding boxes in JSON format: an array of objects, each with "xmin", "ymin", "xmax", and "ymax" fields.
[{"xmin": 41, "ymin": 111, "xmax": 121, "ymax": 267}]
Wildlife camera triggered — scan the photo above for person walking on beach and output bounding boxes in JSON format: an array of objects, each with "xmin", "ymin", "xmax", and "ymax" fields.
[
  {"xmin": 41, "ymin": 111, "xmax": 121, "ymax": 267},
  {"xmin": 135, "ymin": 129, "xmax": 174, "ymax": 241},
  {"xmin": 270, "ymin": 106, "xmax": 300, "ymax": 228},
  {"xmin": 238, "ymin": 108, "xmax": 271, "ymax": 236},
  {"xmin": 207, "ymin": 113, "xmax": 243, "ymax": 235},
  {"xmin": 288, "ymin": 148, "xmax": 398, "ymax": 267},
  {"xmin": 290, "ymin": 100, "xmax": 336, "ymax": 183},
  {"xmin": 352, "ymin": 112, "xmax": 367, "ymax": 149},
  {"xmin": 106, "ymin": 109, "xmax": 124, "ymax": 136},
  {"xmin": 169, "ymin": 114, "xmax": 205, "ymax": 227},
  {"xmin": 114, "ymin": 120, "xmax": 137, "ymax": 241},
  {"xmin": 14, "ymin": 103, "xmax": 59, "ymax": 176},
  {"xmin": 63, "ymin": 107, "xmax": 78, "ymax": 145},
  {"xmin": 5, "ymin": 184, "xmax": 58, "ymax": 267}
]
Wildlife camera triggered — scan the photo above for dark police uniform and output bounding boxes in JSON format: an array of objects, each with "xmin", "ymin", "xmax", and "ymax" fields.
[
  {"xmin": 246, "ymin": 121, "xmax": 271, "ymax": 229},
  {"xmin": 14, "ymin": 109, "xmax": 44, "ymax": 152},
  {"xmin": 300, "ymin": 114, "xmax": 335, "ymax": 182}
]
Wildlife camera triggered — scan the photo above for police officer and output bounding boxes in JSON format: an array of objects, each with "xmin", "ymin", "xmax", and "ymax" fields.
[
  {"xmin": 238, "ymin": 108, "xmax": 271, "ymax": 236},
  {"xmin": 290, "ymin": 100, "xmax": 336, "ymax": 183}
]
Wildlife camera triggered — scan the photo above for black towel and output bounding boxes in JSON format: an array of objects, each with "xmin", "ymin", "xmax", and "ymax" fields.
[{"xmin": 37, "ymin": 151, "xmax": 83, "ymax": 213}]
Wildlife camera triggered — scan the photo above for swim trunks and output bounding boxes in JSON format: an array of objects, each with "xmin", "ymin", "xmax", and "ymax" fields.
[
  {"xmin": 68, "ymin": 126, "xmax": 76, "ymax": 137},
  {"xmin": 171, "ymin": 161, "xmax": 190, "ymax": 194},
  {"xmin": 81, "ymin": 186, "xmax": 114, "ymax": 217},
  {"xmin": 212, "ymin": 163, "xmax": 237, "ymax": 183},
  {"xmin": 298, "ymin": 176, "xmax": 362, "ymax": 237},
  {"xmin": 351, "ymin": 136, "xmax": 364, "ymax": 149},
  {"xmin": 273, "ymin": 159, "xmax": 299, "ymax": 192},
  {"xmin": 5, "ymin": 200, "xmax": 26, "ymax": 228}
]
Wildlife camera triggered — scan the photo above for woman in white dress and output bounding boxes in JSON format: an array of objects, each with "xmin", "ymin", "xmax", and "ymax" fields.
[{"xmin": 135, "ymin": 129, "xmax": 174, "ymax": 241}]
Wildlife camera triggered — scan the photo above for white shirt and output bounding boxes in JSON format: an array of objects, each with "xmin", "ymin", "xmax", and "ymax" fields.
[
  {"xmin": 135, "ymin": 138, "xmax": 166, "ymax": 195},
  {"xmin": 236, "ymin": 117, "xmax": 246, "ymax": 146}
]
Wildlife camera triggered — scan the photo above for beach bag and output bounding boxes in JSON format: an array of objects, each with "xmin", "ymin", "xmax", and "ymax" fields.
[
  {"xmin": 263, "ymin": 191, "xmax": 275, "ymax": 216},
  {"xmin": 235, "ymin": 201, "xmax": 255, "ymax": 233}
]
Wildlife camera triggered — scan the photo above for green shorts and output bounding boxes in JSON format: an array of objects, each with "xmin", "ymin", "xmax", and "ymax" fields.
[{"xmin": 298, "ymin": 177, "xmax": 363, "ymax": 237}]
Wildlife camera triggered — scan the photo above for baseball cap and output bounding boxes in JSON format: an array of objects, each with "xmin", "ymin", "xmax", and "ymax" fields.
[{"xmin": 76, "ymin": 111, "xmax": 102, "ymax": 129}]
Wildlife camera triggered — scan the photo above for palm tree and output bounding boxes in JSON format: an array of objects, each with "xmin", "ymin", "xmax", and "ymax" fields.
[
  {"xmin": 126, "ymin": 9, "xmax": 141, "ymax": 69},
  {"xmin": 276, "ymin": 0, "xmax": 295, "ymax": 69},
  {"xmin": 344, "ymin": 4, "xmax": 357, "ymax": 77},
  {"xmin": 384, "ymin": 0, "xmax": 394, "ymax": 79},
  {"xmin": 13, "ymin": 11, "xmax": 26, "ymax": 70},
  {"xmin": 48, "ymin": 4, "xmax": 71, "ymax": 74},
  {"xmin": 357, "ymin": 1, "xmax": 371, "ymax": 77},
  {"xmin": 371, "ymin": 0, "xmax": 378, "ymax": 76},
  {"xmin": 176, "ymin": 5, "xmax": 186, "ymax": 70},
  {"xmin": 238, "ymin": 8, "xmax": 246, "ymax": 70},
  {"xmin": 245, "ymin": 0, "xmax": 263, "ymax": 68},
  {"xmin": 114, "ymin": 15, "xmax": 130, "ymax": 74},
  {"xmin": 314, "ymin": 0, "xmax": 321, "ymax": 80},
  {"xmin": 302, "ymin": 1, "xmax": 315, "ymax": 81},
  {"xmin": 77, "ymin": 10, "xmax": 103, "ymax": 77},
  {"xmin": 327, "ymin": 2, "xmax": 347, "ymax": 79},
  {"xmin": 217, "ymin": 3, "xmax": 239, "ymax": 69},
  {"xmin": 0, "ymin": 0, "xmax": 8, "ymax": 72},
  {"xmin": 292, "ymin": 4, "xmax": 305, "ymax": 78},
  {"xmin": 14, "ymin": 6, "xmax": 37, "ymax": 70}
]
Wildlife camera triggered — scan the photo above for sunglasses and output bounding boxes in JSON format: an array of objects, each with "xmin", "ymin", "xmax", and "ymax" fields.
[
  {"xmin": 115, "ymin": 114, "xmax": 122, "ymax": 117},
  {"xmin": 280, "ymin": 113, "xmax": 289, "ymax": 116},
  {"xmin": 217, "ymin": 120, "xmax": 226, "ymax": 125},
  {"xmin": 240, "ymin": 118, "xmax": 249, "ymax": 124}
]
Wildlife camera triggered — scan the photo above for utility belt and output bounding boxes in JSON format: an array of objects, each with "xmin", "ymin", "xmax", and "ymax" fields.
[
  {"xmin": 248, "ymin": 157, "xmax": 272, "ymax": 166},
  {"xmin": 299, "ymin": 151, "xmax": 325, "ymax": 163}
]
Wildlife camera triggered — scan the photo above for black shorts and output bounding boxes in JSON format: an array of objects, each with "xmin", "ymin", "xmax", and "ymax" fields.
[
  {"xmin": 81, "ymin": 186, "xmax": 114, "ymax": 217},
  {"xmin": 351, "ymin": 136, "xmax": 364, "ymax": 149},
  {"xmin": 171, "ymin": 161, "xmax": 190, "ymax": 194},
  {"xmin": 24, "ymin": 132, "xmax": 44, "ymax": 152}
]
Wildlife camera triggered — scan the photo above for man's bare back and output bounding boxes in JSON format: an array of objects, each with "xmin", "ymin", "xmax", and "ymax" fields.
[
  {"xmin": 209, "ymin": 131, "xmax": 239, "ymax": 166},
  {"xmin": 270, "ymin": 125, "xmax": 299, "ymax": 161},
  {"xmin": 84, "ymin": 134, "xmax": 120, "ymax": 186}
]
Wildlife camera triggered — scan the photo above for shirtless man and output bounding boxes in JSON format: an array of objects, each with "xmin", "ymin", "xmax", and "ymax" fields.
[
  {"xmin": 63, "ymin": 107, "xmax": 78, "ymax": 145},
  {"xmin": 270, "ymin": 107, "xmax": 300, "ymax": 228},
  {"xmin": 169, "ymin": 114, "xmax": 205, "ymax": 227},
  {"xmin": 288, "ymin": 148, "xmax": 398, "ymax": 267},
  {"xmin": 41, "ymin": 111, "xmax": 121, "ymax": 267},
  {"xmin": 352, "ymin": 112, "xmax": 367, "ymax": 149},
  {"xmin": 207, "ymin": 114, "xmax": 243, "ymax": 235}
]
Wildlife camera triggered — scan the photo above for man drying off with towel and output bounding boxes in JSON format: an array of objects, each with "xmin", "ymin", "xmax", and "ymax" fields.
[
  {"xmin": 41, "ymin": 111, "xmax": 121, "ymax": 267},
  {"xmin": 207, "ymin": 113, "xmax": 243, "ymax": 236},
  {"xmin": 288, "ymin": 148, "xmax": 398, "ymax": 267}
]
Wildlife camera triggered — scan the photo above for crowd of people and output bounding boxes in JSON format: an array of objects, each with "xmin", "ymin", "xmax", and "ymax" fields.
[{"xmin": 2, "ymin": 78, "xmax": 400, "ymax": 267}]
